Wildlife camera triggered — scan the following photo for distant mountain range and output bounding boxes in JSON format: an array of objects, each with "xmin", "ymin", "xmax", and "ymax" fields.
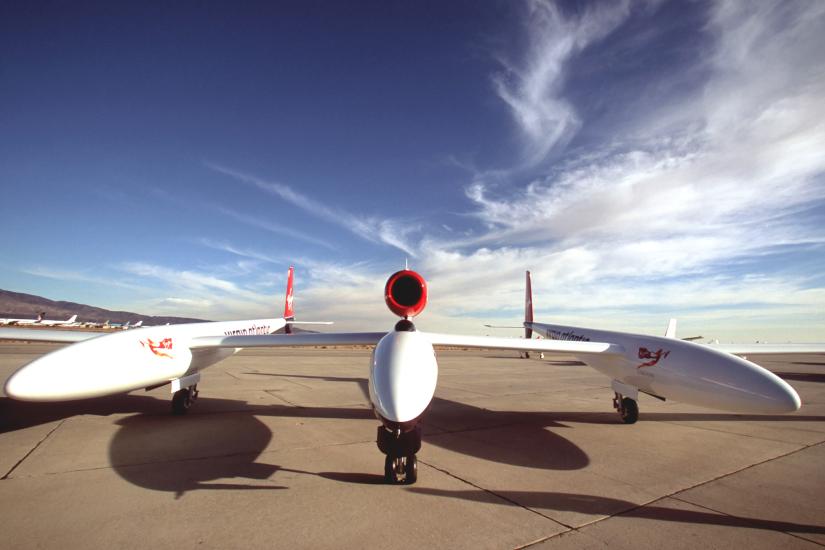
[{"xmin": 0, "ymin": 289, "xmax": 207, "ymax": 325}]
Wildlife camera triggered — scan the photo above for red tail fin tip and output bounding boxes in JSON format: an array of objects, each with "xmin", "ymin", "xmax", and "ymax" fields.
[{"xmin": 283, "ymin": 266, "xmax": 295, "ymax": 320}]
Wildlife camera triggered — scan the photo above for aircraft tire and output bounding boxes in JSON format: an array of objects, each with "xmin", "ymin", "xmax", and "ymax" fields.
[
  {"xmin": 404, "ymin": 454, "xmax": 418, "ymax": 484},
  {"xmin": 620, "ymin": 397, "xmax": 638, "ymax": 424},
  {"xmin": 384, "ymin": 455, "xmax": 401, "ymax": 484},
  {"xmin": 172, "ymin": 388, "xmax": 192, "ymax": 415}
]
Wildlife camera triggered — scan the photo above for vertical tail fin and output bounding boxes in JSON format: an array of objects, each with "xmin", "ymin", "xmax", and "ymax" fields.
[
  {"xmin": 524, "ymin": 270, "xmax": 533, "ymax": 340},
  {"xmin": 664, "ymin": 318, "xmax": 677, "ymax": 338},
  {"xmin": 67, "ymin": 315, "xmax": 77, "ymax": 323},
  {"xmin": 284, "ymin": 266, "xmax": 295, "ymax": 334},
  {"xmin": 283, "ymin": 266, "xmax": 295, "ymax": 319}
]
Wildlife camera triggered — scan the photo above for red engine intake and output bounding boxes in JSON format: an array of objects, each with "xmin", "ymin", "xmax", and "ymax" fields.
[{"xmin": 384, "ymin": 270, "xmax": 428, "ymax": 318}]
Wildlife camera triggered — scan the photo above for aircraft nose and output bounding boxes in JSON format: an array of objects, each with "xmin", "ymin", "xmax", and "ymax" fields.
[{"xmin": 369, "ymin": 331, "xmax": 438, "ymax": 423}]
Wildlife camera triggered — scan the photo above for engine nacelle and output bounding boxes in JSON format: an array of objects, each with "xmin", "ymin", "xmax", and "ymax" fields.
[{"xmin": 384, "ymin": 270, "xmax": 428, "ymax": 318}]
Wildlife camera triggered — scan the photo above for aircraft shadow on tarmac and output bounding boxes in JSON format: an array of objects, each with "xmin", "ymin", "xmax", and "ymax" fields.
[
  {"xmin": 778, "ymin": 372, "xmax": 825, "ymax": 383},
  {"xmin": 2, "ymin": 372, "xmax": 824, "ymax": 499},
  {"xmin": 407, "ymin": 488, "xmax": 825, "ymax": 535}
]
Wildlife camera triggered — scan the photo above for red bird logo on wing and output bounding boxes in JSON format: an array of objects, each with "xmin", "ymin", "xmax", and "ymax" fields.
[
  {"xmin": 141, "ymin": 337, "xmax": 174, "ymax": 359},
  {"xmin": 637, "ymin": 347, "xmax": 670, "ymax": 369}
]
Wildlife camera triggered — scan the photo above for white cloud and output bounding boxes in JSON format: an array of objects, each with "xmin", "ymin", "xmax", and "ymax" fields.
[
  {"xmin": 213, "ymin": 205, "xmax": 336, "ymax": 250},
  {"xmin": 409, "ymin": 0, "xmax": 825, "ymax": 339},
  {"xmin": 492, "ymin": 0, "xmax": 631, "ymax": 165},
  {"xmin": 21, "ymin": 267, "xmax": 145, "ymax": 291},
  {"xmin": 199, "ymin": 238, "xmax": 284, "ymax": 265},
  {"xmin": 207, "ymin": 162, "xmax": 420, "ymax": 257},
  {"xmin": 35, "ymin": 2, "xmax": 822, "ymax": 341}
]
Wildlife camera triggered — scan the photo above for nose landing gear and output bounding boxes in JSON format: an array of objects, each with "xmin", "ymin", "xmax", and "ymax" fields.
[
  {"xmin": 384, "ymin": 454, "xmax": 418, "ymax": 484},
  {"xmin": 377, "ymin": 424, "xmax": 422, "ymax": 484}
]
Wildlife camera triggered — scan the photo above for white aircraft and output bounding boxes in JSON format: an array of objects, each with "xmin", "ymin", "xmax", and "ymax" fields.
[
  {"xmin": 0, "ymin": 313, "xmax": 76, "ymax": 326},
  {"xmin": 0, "ymin": 313, "xmax": 47, "ymax": 325},
  {"xmin": 1, "ymin": 267, "xmax": 328, "ymax": 414},
  {"xmin": 1, "ymin": 268, "xmax": 819, "ymax": 485},
  {"xmin": 518, "ymin": 271, "xmax": 824, "ymax": 423},
  {"xmin": 38, "ymin": 314, "xmax": 78, "ymax": 327}
]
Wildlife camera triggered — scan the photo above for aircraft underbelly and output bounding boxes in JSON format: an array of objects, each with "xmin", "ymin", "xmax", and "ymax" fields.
[{"xmin": 188, "ymin": 347, "xmax": 237, "ymax": 373}]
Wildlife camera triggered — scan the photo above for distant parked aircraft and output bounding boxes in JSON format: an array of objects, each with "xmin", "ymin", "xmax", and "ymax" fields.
[
  {"xmin": 39, "ymin": 315, "xmax": 78, "ymax": 327},
  {"xmin": 0, "ymin": 313, "xmax": 77, "ymax": 326}
]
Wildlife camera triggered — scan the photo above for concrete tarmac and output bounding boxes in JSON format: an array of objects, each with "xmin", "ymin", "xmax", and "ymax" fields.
[{"xmin": 0, "ymin": 343, "xmax": 823, "ymax": 549}]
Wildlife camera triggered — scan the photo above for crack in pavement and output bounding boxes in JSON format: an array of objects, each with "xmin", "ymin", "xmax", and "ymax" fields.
[
  {"xmin": 2, "ymin": 419, "xmax": 66, "ymax": 480},
  {"xmin": 531, "ymin": 441, "xmax": 825, "ymax": 548}
]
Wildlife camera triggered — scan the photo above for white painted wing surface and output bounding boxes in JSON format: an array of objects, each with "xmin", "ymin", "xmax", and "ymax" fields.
[
  {"xmin": 706, "ymin": 343, "xmax": 825, "ymax": 355},
  {"xmin": 189, "ymin": 331, "xmax": 624, "ymax": 357},
  {"xmin": 0, "ymin": 327, "xmax": 102, "ymax": 343},
  {"xmin": 189, "ymin": 332, "xmax": 386, "ymax": 349},
  {"xmin": 421, "ymin": 332, "xmax": 625, "ymax": 357}
]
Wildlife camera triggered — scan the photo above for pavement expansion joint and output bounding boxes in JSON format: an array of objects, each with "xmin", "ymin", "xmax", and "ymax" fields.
[
  {"xmin": 263, "ymin": 390, "xmax": 304, "ymax": 407},
  {"xmin": 657, "ymin": 419, "xmax": 825, "ymax": 444},
  {"xmin": 2, "ymin": 419, "xmax": 66, "ymax": 480},
  {"xmin": 518, "ymin": 441, "xmax": 825, "ymax": 547},
  {"xmin": 418, "ymin": 457, "xmax": 573, "ymax": 529},
  {"xmin": 666, "ymin": 495, "xmax": 825, "ymax": 547}
]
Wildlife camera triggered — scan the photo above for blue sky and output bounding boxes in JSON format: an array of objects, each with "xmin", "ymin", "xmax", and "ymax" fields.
[{"xmin": 1, "ymin": 0, "xmax": 824, "ymax": 341}]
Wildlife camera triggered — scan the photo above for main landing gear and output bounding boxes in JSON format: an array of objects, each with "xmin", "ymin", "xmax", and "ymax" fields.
[
  {"xmin": 377, "ymin": 424, "xmax": 421, "ymax": 484},
  {"xmin": 613, "ymin": 392, "xmax": 638, "ymax": 424},
  {"xmin": 168, "ymin": 373, "xmax": 202, "ymax": 415},
  {"xmin": 172, "ymin": 385, "xmax": 199, "ymax": 415}
]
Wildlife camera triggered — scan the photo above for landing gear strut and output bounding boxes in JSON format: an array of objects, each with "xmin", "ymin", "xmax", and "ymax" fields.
[
  {"xmin": 377, "ymin": 424, "xmax": 422, "ymax": 484},
  {"xmin": 172, "ymin": 385, "xmax": 198, "ymax": 415},
  {"xmin": 613, "ymin": 392, "xmax": 638, "ymax": 424}
]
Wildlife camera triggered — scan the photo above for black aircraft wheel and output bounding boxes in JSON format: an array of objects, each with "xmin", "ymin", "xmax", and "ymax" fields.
[
  {"xmin": 620, "ymin": 397, "xmax": 638, "ymax": 424},
  {"xmin": 384, "ymin": 455, "xmax": 402, "ymax": 484},
  {"xmin": 172, "ymin": 388, "xmax": 195, "ymax": 415},
  {"xmin": 403, "ymin": 454, "xmax": 418, "ymax": 485}
]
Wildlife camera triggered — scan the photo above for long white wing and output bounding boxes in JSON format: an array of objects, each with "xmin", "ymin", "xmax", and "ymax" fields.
[
  {"xmin": 0, "ymin": 328, "xmax": 102, "ymax": 343},
  {"xmin": 422, "ymin": 332, "xmax": 624, "ymax": 357},
  {"xmin": 706, "ymin": 343, "xmax": 825, "ymax": 355},
  {"xmin": 189, "ymin": 331, "xmax": 624, "ymax": 358},
  {"xmin": 190, "ymin": 332, "xmax": 387, "ymax": 349}
]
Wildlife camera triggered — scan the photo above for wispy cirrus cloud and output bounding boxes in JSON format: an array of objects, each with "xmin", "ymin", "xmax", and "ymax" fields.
[
  {"xmin": 407, "ymin": 1, "xmax": 825, "ymax": 338},
  {"xmin": 199, "ymin": 238, "xmax": 284, "ymax": 265},
  {"xmin": 213, "ymin": 205, "xmax": 336, "ymax": 250},
  {"xmin": 491, "ymin": 0, "xmax": 632, "ymax": 166},
  {"xmin": 116, "ymin": 260, "xmax": 288, "ymax": 319},
  {"xmin": 45, "ymin": 2, "xmax": 822, "ymax": 341},
  {"xmin": 21, "ymin": 266, "xmax": 145, "ymax": 291},
  {"xmin": 206, "ymin": 162, "xmax": 420, "ymax": 257},
  {"xmin": 120, "ymin": 262, "xmax": 240, "ymax": 293}
]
